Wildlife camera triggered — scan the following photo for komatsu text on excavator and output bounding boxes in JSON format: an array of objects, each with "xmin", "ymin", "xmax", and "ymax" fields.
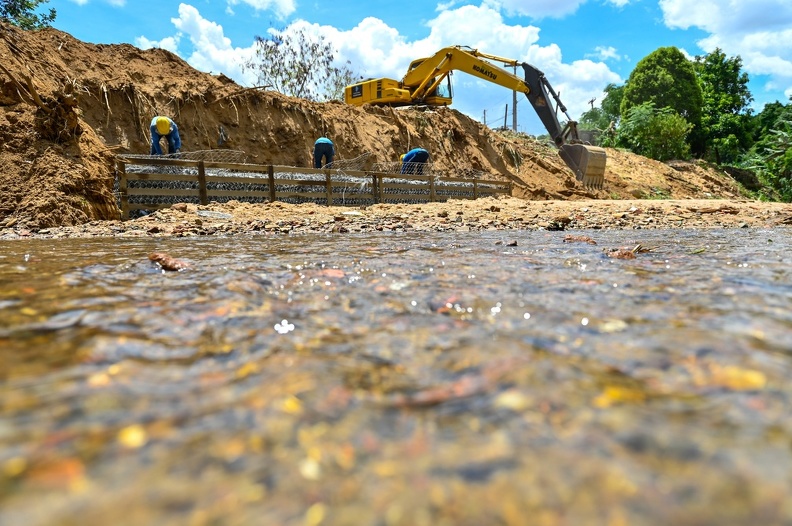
[{"xmin": 344, "ymin": 45, "xmax": 607, "ymax": 188}]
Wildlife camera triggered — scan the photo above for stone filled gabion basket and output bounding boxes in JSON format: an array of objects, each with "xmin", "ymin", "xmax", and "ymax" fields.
[{"xmin": 116, "ymin": 150, "xmax": 506, "ymax": 215}]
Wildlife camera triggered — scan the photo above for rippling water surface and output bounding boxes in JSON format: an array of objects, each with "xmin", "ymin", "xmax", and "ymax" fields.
[{"xmin": 1, "ymin": 229, "xmax": 791, "ymax": 525}]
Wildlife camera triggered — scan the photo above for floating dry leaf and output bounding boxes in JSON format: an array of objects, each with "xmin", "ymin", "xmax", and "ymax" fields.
[
  {"xmin": 148, "ymin": 252, "xmax": 190, "ymax": 271},
  {"xmin": 607, "ymin": 249, "xmax": 636, "ymax": 260},
  {"xmin": 563, "ymin": 234, "xmax": 597, "ymax": 245}
]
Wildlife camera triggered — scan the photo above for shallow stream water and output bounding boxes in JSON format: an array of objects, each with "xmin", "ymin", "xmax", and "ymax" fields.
[{"xmin": 1, "ymin": 229, "xmax": 791, "ymax": 525}]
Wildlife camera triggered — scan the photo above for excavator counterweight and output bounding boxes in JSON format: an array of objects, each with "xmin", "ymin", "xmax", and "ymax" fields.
[{"xmin": 344, "ymin": 45, "xmax": 607, "ymax": 188}]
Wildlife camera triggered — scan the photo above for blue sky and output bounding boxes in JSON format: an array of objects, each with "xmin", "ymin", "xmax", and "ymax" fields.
[{"xmin": 50, "ymin": 0, "xmax": 792, "ymax": 135}]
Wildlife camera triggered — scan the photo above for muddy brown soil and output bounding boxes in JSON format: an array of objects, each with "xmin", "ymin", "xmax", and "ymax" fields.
[{"xmin": 0, "ymin": 21, "xmax": 788, "ymax": 238}]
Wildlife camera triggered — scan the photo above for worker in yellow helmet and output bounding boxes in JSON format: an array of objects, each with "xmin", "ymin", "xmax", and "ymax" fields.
[{"xmin": 150, "ymin": 116, "xmax": 182, "ymax": 155}]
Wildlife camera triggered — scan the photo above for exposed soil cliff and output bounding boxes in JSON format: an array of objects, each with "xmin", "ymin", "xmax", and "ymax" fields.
[{"xmin": 0, "ymin": 22, "xmax": 748, "ymax": 230}]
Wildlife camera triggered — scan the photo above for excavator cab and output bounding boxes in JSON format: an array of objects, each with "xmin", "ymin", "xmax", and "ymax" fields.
[
  {"xmin": 422, "ymin": 77, "xmax": 452, "ymax": 106},
  {"xmin": 406, "ymin": 58, "xmax": 453, "ymax": 106}
]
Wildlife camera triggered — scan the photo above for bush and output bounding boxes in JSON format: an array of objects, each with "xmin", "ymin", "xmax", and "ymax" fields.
[
  {"xmin": 616, "ymin": 102, "xmax": 692, "ymax": 161},
  {"xmin": 743, "ymin": 118, "xmax": 792, "ymax": 201}
]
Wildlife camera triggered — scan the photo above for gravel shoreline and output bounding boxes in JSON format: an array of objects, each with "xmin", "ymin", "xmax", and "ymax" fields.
[{"xmin": 1, "ymin": 197, "xmax": 790, "ymax": 241}]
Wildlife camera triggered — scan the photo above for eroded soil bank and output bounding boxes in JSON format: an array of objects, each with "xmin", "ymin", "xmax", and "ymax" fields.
[{"xmin": 1, "ymin": 21, "xmax": 773, "ymax": 233}]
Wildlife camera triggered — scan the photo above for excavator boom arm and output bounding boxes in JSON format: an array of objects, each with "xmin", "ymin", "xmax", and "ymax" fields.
[
  {"xmin": 519, "ymin": 63, "xmax": 606, "ymax": 187},
  {"xmin": 403, "ymin": 46, "xmax": 530, "ymax": 99}
]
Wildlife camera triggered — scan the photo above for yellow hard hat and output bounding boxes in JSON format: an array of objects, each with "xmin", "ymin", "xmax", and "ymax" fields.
[{"xmin": 155, "ymin": 117, "xmax": 170, "ymax": 135}]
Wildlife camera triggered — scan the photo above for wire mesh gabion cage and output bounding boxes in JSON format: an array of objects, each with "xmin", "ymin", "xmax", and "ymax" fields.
[
  {"xmin": 115, "ymin": 150, "xmax": 510, "ymax": 217},
  {"xmin": 120, "ymin": 150, "xmax": 249, "ymax": 163}
]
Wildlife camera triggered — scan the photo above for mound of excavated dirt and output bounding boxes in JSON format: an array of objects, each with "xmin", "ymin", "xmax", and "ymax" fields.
[{"xmin": 0, "ymin": 22, "xmax": 751, "ymax": 230}]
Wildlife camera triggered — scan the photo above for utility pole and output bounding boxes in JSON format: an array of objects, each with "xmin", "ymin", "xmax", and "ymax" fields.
[
  {"xmin": 483, "ymin": 110, "xmax": 487, "ymax": 126},
  {"xmin": 503, "ymin": 104, "xmax": 508, "ymax": 130}
]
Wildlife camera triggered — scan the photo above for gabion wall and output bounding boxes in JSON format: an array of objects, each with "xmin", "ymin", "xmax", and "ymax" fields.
[{"xmin": 117, "ymin": 151, "xmax": 508, "ymax": 217}]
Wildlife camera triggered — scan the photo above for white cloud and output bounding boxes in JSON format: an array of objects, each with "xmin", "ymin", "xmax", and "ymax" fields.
[
  {"xmin": 312, "ymin": 17, "xmax": 414, "ymax": 79},
  {"xmin": 436, "ymin": 0, "xmax": 462, "ymax": 11},
  {"xmin": 138, "ymin": 3, "xmax": 620, "ymax": 132},
  {"xmin": 659, "ymin": 0, "xmax": 792, "ymax": 102},
  {"xmin": 479, "ymin": 0, "xmax": 632, "ymax": 17},
  {"xmin": 660, "ymin": 0, "xmax": 792, "ymax": 33},
  {"xmin": 327, "ymin": 4, "xmax": 619, "ymax": 127},
  {"xmin": 163, "ymin": 4, "xmax": 258, "ymax": 82},
  {"xmin": 484, "ymin": 0, "xmax": 587, "ymax": 19},
  {"xmin": 589, "ymin": 46, "xmax": 622, "ymax": 62},
  {"xmin": 226, "ymin": 0, "xmax": 296, "ymax": 19},
  {"xmin": 427, "ymin": 4, "xmax": 542, "ymax": 51},
  {"xmin": 135, "ymin": 35, "xmax": 181, "ymax": 54}
]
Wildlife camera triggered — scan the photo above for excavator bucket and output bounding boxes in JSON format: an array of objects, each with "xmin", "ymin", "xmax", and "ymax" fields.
[{"xmin": 559, "ymin": 144, "xmax": 607, "ymax": 189}]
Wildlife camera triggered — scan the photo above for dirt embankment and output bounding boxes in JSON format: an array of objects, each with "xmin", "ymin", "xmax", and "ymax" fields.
[{"xmin": 0, "ymin": 21, "xmax": 780, "ymax": 235}]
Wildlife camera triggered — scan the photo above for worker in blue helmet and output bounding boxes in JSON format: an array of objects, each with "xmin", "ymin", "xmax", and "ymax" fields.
[
  {"xmin": 313, "ymin": 136, "xmax": 335, "ymax": 168},
  {"xmin": 401, "ymin": 147, "xmax": 430, "ymax": 174}
]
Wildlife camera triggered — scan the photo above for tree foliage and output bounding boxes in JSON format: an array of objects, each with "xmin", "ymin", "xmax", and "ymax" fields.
[
  {"xmin": 580, "ymin": 83, "xmax": 623, "ymax": 131},
  {"xmin": 600, "ymin": 83, "xmax": 624, "ymax": 125},
  {"xmin": 744, "ymin": 99, "xmax": 792, "ymax": 201},
  {"xmin": 579, "ymin": 83, "xmax": 624, "ymax": 146},
  {"xmin": 579, "ymin": 107, "xmax": 609, "ymax": 133},
  {"xmin": 751, "ymin": 100, "xmax": 787, "ymax": 141},
  {"xmin": 621, "ymin": 47, "xmax": 703, "ymax": 153},
  {"xmin": 0, "ymin": 0, "xmax": 55, "ymax": 29},
  {"xmin": 694, "ymin": 48, "xmax": 753, "ymax": 164},
  {"xmin": 244, "ymin": 25, "xmax": 355, "ymax": 102},
  {"xmin": 577, "ymin": 45, "xmax": 791, "ymax": 200},
  {"xmin": 615, "ymin": 102, "xmax": 692, "ymax": 161}
]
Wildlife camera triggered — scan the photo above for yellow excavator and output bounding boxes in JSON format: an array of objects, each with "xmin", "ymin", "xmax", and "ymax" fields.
[{"xmin": 344, "ymin": 45, "xmax": 607, "ymax": 188}]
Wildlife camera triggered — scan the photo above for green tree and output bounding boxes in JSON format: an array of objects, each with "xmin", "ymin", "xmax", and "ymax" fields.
[
  {"xmin": 616, "ymin": 102, "xmax": 692, "ymax": 161},
  {"xmin": 600, "ymin": 83, "xmax": 624, "ymax": 125},
  {"xmin": 744, "ymin": 98, "xmax": 792, "ymax": 201},
  {"xmin": 580, "ymin": 83, "xmax": 624, "ymax": 131},
  {"xmin": 244, "ymin": 25, "xmax": 356, "ymax": 102},
  {"xmin": 579, "ymin": 83, "xmax": 625, "ymax": 147},
  {"xmin": 621, "ymin": 47, "xmax": 703, "ymax": 153},
  {"xmin": 579, "ymin": 107, "xmax": 609, "ymax": 132},
  {"xmin": 0, "ymin": 0, "xmax": 55, "ymax": 29},
  {"xmin": 694, "ymin": 48, "xmax": 753, "ymax": 164},
  {"xmin": 751, "ymin": 100, "xmax": 787, "ymax": 141}
]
